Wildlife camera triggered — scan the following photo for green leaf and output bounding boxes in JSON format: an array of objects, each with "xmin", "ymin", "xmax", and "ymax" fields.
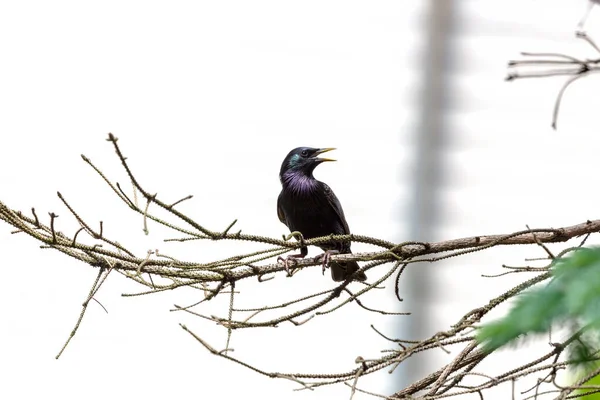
[
  {"xmin": 477, "ymin": 248, "xmax": 600, "ymax": 356},
  {"xmin": 574, "ymin": 364, "xmax": 600, "ymax": 399}
]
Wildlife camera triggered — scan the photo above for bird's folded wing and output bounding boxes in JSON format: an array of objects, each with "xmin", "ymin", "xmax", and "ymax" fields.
[
  {"xmin": 322, "ymin": 183, "xmax": 351, "ymax": 235},
  {"xmin": 276, "ymin": 192, "xmax": 288, "ymax": 226}
]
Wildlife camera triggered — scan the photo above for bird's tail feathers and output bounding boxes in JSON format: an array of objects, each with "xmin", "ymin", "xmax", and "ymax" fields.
[{"xmin": 330, "ymin": 260, "xmax": 367, "ymax": 282}]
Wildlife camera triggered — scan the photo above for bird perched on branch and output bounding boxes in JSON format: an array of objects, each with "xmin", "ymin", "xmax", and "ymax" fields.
[{"xmin": 277, "ymin": 147, "xmax": 367, "ymax": 281}]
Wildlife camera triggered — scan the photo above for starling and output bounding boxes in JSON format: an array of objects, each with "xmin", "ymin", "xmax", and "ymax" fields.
[{"xmin": 277, "ymin": 147, "xmax": 367, "ymax": 281}]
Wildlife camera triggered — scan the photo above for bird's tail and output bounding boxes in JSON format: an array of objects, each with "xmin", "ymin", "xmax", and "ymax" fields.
[{"xmin": 330, "ymin": 258, "xmax": 367, "ymax": 282}]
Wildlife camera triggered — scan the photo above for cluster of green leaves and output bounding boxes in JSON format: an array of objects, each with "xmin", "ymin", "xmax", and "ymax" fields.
[{"xmin": 477, "ymin": 248, "xmax": 600, "ymax": 357}]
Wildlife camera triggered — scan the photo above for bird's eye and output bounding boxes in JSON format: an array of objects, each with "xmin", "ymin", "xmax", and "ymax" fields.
[{"xmin": 300, "ymin": 150, "xmax": 309, "ymax": 157}]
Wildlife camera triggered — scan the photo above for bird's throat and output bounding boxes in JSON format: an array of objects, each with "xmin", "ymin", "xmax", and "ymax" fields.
[{"xmin": 281, "ymin": 172, "xmax": 318, "ymax": 195}]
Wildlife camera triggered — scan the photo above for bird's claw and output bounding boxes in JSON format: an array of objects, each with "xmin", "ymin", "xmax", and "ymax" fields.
[
  {"xmin": 315, "ymin": 250, "xmax": 340, "ymax": 276},
  {"xmin": 277, "ymin": 254, "xmax": 305, "ymax": 277},
  {"xmin": 277, "ymin": 255, "xmax": 295, "ymax": 276}
]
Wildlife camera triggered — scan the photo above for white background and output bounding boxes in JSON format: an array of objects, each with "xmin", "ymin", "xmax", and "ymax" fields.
[{"xmin": 2, "ymin": 1, "xmax": 600, "ymax": 399}]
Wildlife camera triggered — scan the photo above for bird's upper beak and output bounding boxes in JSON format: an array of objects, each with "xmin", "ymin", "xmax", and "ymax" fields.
[{"xmin": 313, "ymin": 147, "xmax": 336, "ymax": 162}]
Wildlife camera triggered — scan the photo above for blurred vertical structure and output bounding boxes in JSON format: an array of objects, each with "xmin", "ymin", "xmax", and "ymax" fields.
[
  {"xmin": 394, "ymin": 0, "xmax": 457, "ymax": 391},
  {"xmin": 392, "ymin": 0, "xmax": 590, "ymax": 397}
]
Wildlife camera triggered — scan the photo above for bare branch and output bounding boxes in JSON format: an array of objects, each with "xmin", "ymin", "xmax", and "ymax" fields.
[{"xmin": 2, "ymin": 129, "xmax": 600, "ymax": 399}]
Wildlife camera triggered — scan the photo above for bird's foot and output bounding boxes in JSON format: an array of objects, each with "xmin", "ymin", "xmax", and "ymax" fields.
[
  {"xmin": 277, "ymin": 253, "xmax": 306, "ymax": 276},
  {"xmin": 315, "ymin": 250, "xmax": 340, "ymax": 276}
]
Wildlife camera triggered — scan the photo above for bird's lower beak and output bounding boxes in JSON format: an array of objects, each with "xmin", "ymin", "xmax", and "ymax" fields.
[{"xmin": 313, "ymin": 147, "xmax": 336, "ymax": 162}]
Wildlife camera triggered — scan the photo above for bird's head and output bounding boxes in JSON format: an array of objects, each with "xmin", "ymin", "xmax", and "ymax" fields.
[{"xmin": 279, "ymin": 147, "xmax": 336, "ymax": 180}]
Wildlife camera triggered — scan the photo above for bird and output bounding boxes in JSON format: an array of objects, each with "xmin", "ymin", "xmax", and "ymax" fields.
[{"xmin": 277, "ymin": 147, "xmax": 367, "ymax": 281}]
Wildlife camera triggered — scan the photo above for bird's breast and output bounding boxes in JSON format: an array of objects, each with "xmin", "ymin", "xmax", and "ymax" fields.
[{"xmin": 279, "ymin": 180, "xmax": 345, "ymax": 243}]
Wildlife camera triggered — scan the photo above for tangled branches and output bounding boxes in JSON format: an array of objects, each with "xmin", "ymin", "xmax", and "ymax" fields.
[
  {"xmin": 507, "ymin": 30, "xmax": 600, "ymax": 130},
  {"xmin": 2, "ymin": 133, "xmax": 600, "ymax": 399}
]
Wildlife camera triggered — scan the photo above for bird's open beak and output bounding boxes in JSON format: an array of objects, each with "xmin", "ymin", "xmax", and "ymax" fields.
[{"xmin": 313, "ymin": 147, "xmax": 336, "ymax": 162}]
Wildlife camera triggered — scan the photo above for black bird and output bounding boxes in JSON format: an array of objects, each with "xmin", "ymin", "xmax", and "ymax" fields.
[{"xmin": 277, "ymin": 147, "xmax": 367, "ymax": 281}]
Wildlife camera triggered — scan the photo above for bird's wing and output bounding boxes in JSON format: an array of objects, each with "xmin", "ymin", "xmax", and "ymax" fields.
[
  {"xmin": 276, "ymin": 192, "xmax": 287, "ymax": 226},
  {"xmin": 322, "ymin": 183, "xmax": 351, "ymax": 234}
]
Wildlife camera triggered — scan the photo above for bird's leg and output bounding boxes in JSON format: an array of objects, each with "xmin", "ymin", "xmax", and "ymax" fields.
[
  {"xmin": 277, "ymin": 237, "xmax": 308, "ymax": 277},
  {"xmin": 315, "ymin": 250, "xmax": 340, "ymax": 276}
]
